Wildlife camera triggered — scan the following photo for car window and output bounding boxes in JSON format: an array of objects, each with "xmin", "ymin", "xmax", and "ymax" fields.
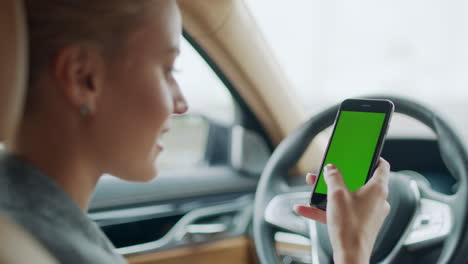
[
  {"xmin": 157, "ymin": 38, "xmax": 236, "ymax": 170},
  {"xmin": 247, "ymin": 0, "xmax": 468, "ymax": 139}
]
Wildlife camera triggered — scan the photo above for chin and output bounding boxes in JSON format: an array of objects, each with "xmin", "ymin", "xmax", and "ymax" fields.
[
  {"xmin": 137, "ymin": 166, "xmax": 159, "ymax": 182},
  {"xmin": 115, "ymin": 165, "xmax": 159, "ymax": 183}
]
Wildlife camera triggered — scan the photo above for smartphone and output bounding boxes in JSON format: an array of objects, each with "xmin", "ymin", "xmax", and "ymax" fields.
[{"xmin": 310, "ymin": 98, "xmax": 394, "ymax": 210}]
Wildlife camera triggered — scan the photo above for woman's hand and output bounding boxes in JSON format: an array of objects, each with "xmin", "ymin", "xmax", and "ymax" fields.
[{"xmin": 294, "ymin": 158, "xmax": 391, "ymax": 264}]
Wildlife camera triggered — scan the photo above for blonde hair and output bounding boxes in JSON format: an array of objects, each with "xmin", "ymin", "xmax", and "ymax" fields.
[{"xmin": 25, "ymin": 0, "xmax": 153, "ymax": 90}]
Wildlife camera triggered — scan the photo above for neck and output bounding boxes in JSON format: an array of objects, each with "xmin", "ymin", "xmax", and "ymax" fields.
[{"xmin": 10, "ymin": 111, "xmax": 100, "ymax": 211}]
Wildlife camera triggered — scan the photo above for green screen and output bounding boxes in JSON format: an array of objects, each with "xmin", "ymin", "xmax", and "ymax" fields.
[{"xmin": 315, "ymin": 111, "xmax": 386, "ymax": 194}]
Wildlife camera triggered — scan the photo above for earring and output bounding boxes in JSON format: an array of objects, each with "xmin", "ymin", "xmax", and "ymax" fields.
[{"xmin": 80, "ymin": 104, "xmax": 90, "ymax": 117}]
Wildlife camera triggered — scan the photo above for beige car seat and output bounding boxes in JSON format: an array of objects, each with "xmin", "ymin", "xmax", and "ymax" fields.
[
  {"xmin": 0, "ymin": 217, "xmax": 58, "ymax": 264},
  {"xmin": 0, "ymin": 1, "xmax": 58, "ymax": 263}
]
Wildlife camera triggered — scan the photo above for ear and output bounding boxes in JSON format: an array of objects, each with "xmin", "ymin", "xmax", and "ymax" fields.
[{"xmin": 52, "ymin": 44, "xmax": 104, "ymax": 115}]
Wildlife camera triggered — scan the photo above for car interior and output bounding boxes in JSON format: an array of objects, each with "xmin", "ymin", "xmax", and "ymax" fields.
[
  {"xmin": 1, "ymin": 0, "xmax": 468, "ymax": 264},
  {"xmin": 0, "ymin": 217, "xmax": 58, "ymax": 264}
]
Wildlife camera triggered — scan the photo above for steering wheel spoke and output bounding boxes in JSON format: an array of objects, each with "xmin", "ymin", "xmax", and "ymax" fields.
[
  {"xmin": 401, "ymin": 177, "xmax": 455, "ymax": 251},
  {"xmin": 264, "ymin": 192, "xmax": 310, "ymax": 237},
  {"xmin": 404, "ymin": 197, "xmax": 452, "ymax": 250}
]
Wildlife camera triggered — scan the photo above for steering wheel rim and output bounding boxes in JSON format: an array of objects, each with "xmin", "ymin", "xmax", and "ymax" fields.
[{"xmin": 253, "ymin": 95, "xmax": 468, "ymax": 264}]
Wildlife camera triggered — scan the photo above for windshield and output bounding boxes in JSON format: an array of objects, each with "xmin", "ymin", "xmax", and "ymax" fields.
[{"xmin": 247, "ymin": 0, "xmax": 468, "ymax": 139}]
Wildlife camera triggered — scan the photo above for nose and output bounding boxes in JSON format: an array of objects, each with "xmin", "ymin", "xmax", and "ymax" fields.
[
  {"xmin": 172, "ymin": 84, "xmax": 188, "ymax": 115},
  {"xmin": 174, "ymin": 97, "xmax": 188, "ymax": 114}
]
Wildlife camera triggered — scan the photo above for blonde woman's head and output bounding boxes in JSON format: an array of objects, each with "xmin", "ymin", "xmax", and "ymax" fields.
[{"xmin": 20, "ymin": 0, "xmax": 188, "ymax": 181}]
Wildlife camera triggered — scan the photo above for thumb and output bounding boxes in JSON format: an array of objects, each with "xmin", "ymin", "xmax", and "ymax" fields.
[{"xmin": 324, "ymin": 164, "xmax": 346, "ymax": 193}]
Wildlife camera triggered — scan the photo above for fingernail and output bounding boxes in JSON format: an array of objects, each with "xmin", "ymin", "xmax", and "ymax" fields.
[
  {"xmin": 305, "ymin": 173, "xmax": 311, "ymax": 184},
  {"xmin": 293, "ymin": 204, "xmax": 301, "ymax": 213},
  {"xmin": 176, "ymin": 101, "xmax": 187, "ymax": 111},
  {"xmin": 325, "ymin": 164, "xmax": 336, "ymax": 171},
  {"xmin": 306, "ymin": 173, "xmax": 314, "ymax": 182}
]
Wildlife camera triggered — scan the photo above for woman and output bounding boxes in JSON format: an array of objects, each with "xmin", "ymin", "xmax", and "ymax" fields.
[{"xmin": 0, "ymin": 0, "xmax": 390, "ymax": 263}]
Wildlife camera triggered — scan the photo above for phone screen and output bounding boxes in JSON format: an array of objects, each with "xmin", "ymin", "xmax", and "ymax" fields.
[{"xmin": 314, "ymin": 110, "xmax": 386, "ymax": 194}]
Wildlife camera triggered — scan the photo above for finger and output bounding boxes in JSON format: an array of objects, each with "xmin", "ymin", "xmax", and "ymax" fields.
[
  {"xmin": 324, "ymin": 164, "xmax": 346, "ymax": 193},
  {"xmin": 360, "ymin": 158, "xmax": 390, "ymax": 197},
  {"xmin": 306, "ymin": 173, "xmax": 318, "ymax": 186},
  {"xmin": 294, "ymin": 205, "xmax": 327, "ymax": 224},
  {"xmin": 367, "ymin": 158, "xmax": 391, "ymax": 187}
]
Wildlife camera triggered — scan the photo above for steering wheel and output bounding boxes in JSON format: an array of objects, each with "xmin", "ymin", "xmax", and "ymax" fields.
[{"xmin": 253, "ymin": 96, "xmax": 468, "ymax": 264}]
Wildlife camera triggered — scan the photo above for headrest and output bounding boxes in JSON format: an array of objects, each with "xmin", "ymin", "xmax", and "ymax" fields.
[
  {"xmin": 0, "ymin": 215, "xmax": 58, "ymax": 263},
  {"xmin": 0, "ymin": 0, "xmax": 28, "ymax": 144}
]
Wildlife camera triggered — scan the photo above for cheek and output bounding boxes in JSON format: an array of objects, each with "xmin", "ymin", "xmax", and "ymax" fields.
[
  {"xmin": 140, "ymin": 74, "xmax": 173, "ymax": 126},
  {"xmin": 94, "ymin": 69, "xmax": 173, "ymax": 177},
  {"xmin": 122, "ymin": 70, "xmax": 173, "ymax": 147}
]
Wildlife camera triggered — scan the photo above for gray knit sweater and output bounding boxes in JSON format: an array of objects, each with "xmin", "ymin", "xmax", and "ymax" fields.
[{"xmin": 0, "ymin": 153, "xmax": 127, "ymax": 264}]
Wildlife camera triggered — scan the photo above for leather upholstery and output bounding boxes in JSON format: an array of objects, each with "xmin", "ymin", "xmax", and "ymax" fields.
[
  {"xmin": 0, "ymin": 1, "xmax": 57, "ymax": 263},
  {"xmin": 0, "ymin": 0, "xmax": 27, "ymax": 145},
  {"xmin": 0, "ymin": 216, "xmax": 58, "ymax": 264}
]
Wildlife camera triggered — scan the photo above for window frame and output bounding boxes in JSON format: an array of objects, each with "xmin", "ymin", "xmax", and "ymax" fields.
[{"xmin": 183, "ymin": 31, "xmax": 274, "ymax": 152}]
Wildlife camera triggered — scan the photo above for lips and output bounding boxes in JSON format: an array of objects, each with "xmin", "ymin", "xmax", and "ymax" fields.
[
  {"xmin": 161, "ymin": 127, "xmax": 171, "ymax": 134},
  {"xmin": 156, "ymin": 142, "xmax": 164, "ymax": 151},
  {"xmin": 156, "ymin": 139, "xmax": 165, "ymax": 150},
  {"xmin": 156, "ymin": 127, "xmax": 170, "ymax": 151}
]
